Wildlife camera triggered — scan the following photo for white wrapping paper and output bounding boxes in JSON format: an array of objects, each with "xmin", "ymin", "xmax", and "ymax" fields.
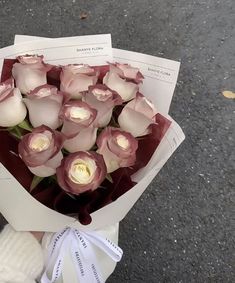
[{"xmin": 0, "ymin": 34, "xmax": 185, "ymax": 282}]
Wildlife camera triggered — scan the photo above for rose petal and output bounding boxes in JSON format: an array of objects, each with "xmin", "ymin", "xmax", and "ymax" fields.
[
  {"xmin": 28, "ymin": 151, "xmax": 63, "ymax": 177},
  {"xmin": 63, "ymin": 64, "xmax": 96, "ymax": 75},
  {"xmin": 60, "ymin": 100, "xmax": 97, "ymax": 137},
  {"xmin": 60, "ymin": 65, "xmax": 98, "ymax": 99},
  {"xmin": 0, "ymin": 77, "xmax": 15, "ymax": 102},
  {"xmin": 63, "ymin": 151, "xmax": 106, "ymax": 193},
  {"xmin": 56, "ymin": 151, "xmax": 107, "ymax": 195},
  {"xmin": 17, "ymin": 55, "xmax": 44, "ymax": 65},
  {"xmin": 28, "ymin": 84, "xmax": 57, "ymax": 97},
  {"xmin": 63, "ymin": 127, "xmax": 98, "ymax": 153},
  {"xmin": 118, "ymin": 107, "xmax": 153, "ymax": 137},
  {"xmin": 83, "ymin": 84, "xmax": 123, "ymax": 127},
  {"xmin": 97, "ymin": 127, "xmax": 138, "ymax": 173},
  {"xmin": 98, "ymin": 143, "xmax": 120, "ymax": 173},
  {"xmin": 103, "ymin": 71, "xmax": 138, "ymax": 101},
  {"xmin": 110, "ymin": 63, "xmax": 144, "ymax": 83},
  {"xmin": 45, "ymin": 151, "xmax": 63, "ymax": 169},
  {"xmin": 12, "ymin": 64, "xmax": 48, "ymax": 94},
  {"xmin": 28, "ymin": 164, "xmax": 56, "ymax": 177},
  {"xmin": 108, "ymin": 130, "xmax": 138, "ymax": 159},
  {"xmin": 19, "ymin": 125, "xmax": 65, "ymax": 169},
  {"xmin": 23, "ymin": 98, "xmax": 62, "ymax": 129},
  {"xmin": 20, "ymin": 134, "xmax": 55, "ymax": 167},
  {"xmin": 0, "ymin": 88, "xmax": 27, "ymax": 127},
  {"xmin": 126, "ymin": 92, "xmax": 157, "ymax": 118}
]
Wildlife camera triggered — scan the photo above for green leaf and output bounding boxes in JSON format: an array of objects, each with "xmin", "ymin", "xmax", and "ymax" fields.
[
  {"xmin": 30, "ymin": 175, "xmax": 44, "ymax": 192},
  {"xmin": 48, "ymin": 175, "xmax": 57, "ymax": 184},
  {"xmin": 106, "ymin": 174, "xmax": 113, "ymax": 183},
  {"xmin": 8, "ymin": 127, "xmax": 22, "ymax": 140},
  {"xmin": 62, "ymin": 148, "xmax": 70, "ymax": 156},
  {"xmin": 18, "ymin": 120, "xmax": 33, "ymax": 132}
]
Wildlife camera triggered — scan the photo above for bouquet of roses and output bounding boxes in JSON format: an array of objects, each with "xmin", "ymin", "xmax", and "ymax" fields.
[
  {"xmin": 0, "ymin": 34, "xmax": 185, "ymax": 283},
  {"xmin": 0, "ymin": 54, "xmax": 170, "ymax": 225}
]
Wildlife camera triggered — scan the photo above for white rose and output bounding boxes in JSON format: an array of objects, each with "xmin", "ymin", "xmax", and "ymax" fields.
[
  {"xmin": 0, "ymin": 78, "xmax": 27, "ymax": 127},
  {"xmin": 12, "ymin": 55, "xmax": 51, "ymax": 94}
]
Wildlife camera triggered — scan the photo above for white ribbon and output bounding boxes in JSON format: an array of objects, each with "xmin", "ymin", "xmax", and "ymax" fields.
[{"xmin": 41, "ymin": 227, "xmax": 123, "ymax": 283}]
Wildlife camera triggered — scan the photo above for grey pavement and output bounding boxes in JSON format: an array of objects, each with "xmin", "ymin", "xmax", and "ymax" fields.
[{"xmin": 0, "ymin": 0, "xmax": 234, "ymax": 282}]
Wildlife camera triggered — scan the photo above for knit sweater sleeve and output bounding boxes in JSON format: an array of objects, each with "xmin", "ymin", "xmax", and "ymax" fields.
[{"xmin": 0, "ymin": 225, "xmax": 44, "ymax": 283}]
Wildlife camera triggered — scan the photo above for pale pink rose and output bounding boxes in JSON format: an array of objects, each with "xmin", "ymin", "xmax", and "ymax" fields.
[
  {"xmin": 60, "ymin": 64, "xmax": 99, "ymax": 99},
  {"xmin": 12, "ymin": 55, "xmax": 51, "ymax": 94},
  {"xmin": 118, "ymin": 93, "xmax": 157, "ymax": 137},
  {"xmin": 82, "ymin": 84, "xmax": 123, "ymax": 127},
  {"xmin": 109, "ymin": 62, "xmax": 144, "ymax": 83},
  {"xmin": 97, "ymin": 127, "xmax": 138, "ymax": 173},
  {"xmin": 18, "ymin": 125, "xmax": 65, "ymax": 177},
  {"xmin": 57, "ymin": 151, "xmax": 107, "ymax": 195},
  {"xmin": 103, "ymin": 63, "xmax": 143, "ymax": 101},
  {"xmin": 59, "ymin": 100, "xmax": 97, "ymax": 153},
  {"xmin": 23, "ymin": 84, "xmax": 65, "ymax": 129},
  {"xmin": 0, "ymin": 78, "xmax": 27, "ymax": 127}
]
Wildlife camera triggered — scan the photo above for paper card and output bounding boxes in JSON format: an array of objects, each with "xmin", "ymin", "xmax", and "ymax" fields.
[
  {"xmin": 14, "ymin": 35, "xmax": 180, "ymax": 115},
  {"xmin": 0, "ymin": 34, "xmax": 112, "ymax": 72},
  {"xmin": 0, "ymin": 35, "xmax": 185, "ymax": 232}
]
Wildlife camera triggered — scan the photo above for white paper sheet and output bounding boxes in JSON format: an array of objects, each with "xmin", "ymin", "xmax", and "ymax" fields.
[
  {"xmin": 0, "ymin": 34, "xmax": 112, "ymax": 71},
  {"xmin": 0, "ymin": 35, "xmax": 185, "ymax": 232}
]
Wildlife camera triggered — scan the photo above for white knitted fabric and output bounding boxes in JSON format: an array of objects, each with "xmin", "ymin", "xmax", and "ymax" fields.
[{"xmin": 0, "ymin": 225, "xmax": 43, "ymax": 283}]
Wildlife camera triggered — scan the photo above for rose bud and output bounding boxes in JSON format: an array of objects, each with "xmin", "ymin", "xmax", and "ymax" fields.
[
  {"xmin": 56, "ymin": 151, "xmax": 107, "ymax": 195},
  {"xmin": 23, "ymin": 84, "xmax": 65, "ymax": 129},
  {"xmin": 12, "ymin": 55, "xmax": 51, "ymax": 94},
  {"xmin": 18, "ymin": 125, "xmax": 65, "ymax": 177},
  {"xmin": 82, "ymin": 84, "xmax": 123, "ymax": 127},
  {"xmin": 59, "ymin": 100, "xmax": 97, "ymax": 152},
  {"xmin": 103, "ymin": 63, "xmax": 143, "ymax": 102},
  {"xmin": 109, "ymin": 62, "xmax": 144, "ymax": 83},
  {"xmin": 97, "ymin": 127, "xmax": 138, "ymax": 173},
  {"xmin": 60, "ymin": 64, "xmax": 99, "ymax": 99},
  {"xmin": 0, "ymin": 78, "xmax": 27, "ymax": 127},
  {"xmin": 118, "ymin": 93, "xmax": 157, "ymax": 137}
]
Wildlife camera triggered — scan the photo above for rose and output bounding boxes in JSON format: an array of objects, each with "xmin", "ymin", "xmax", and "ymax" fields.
[
  {"xmin": 118, "ymin": 93, "xmax": 157, "ymax": 137},
  {"xmin": 59, "ymin": 100, "xmax": 97, "ymax": 152},
  {"xmin": 23, "ymin": 84, "xmax": 65, "ymax": 129},
  {"xmin": 0, "ymin": 78, "xmax": 27, "ymax": 127},
  {"xmin": 109, "ymin": 62, "xmax": 144, "ymax": 83},
  {"xmin": 56, "ymin": 151, "xmax": 107, "ymax": 195},
  {"xmin": 12, "ymin": 55, "xmax": 51, "ymax": 94},
  {"xmin": 97, "ymin": 127, "xmax": 138, "ymax": 173},
  {"xmin": 60, "ymin": 64, "xmax": 99, "ymax": 99},
  {"xmin": 82, "ymin": 84, "xmax": 123, "ymax": 127},
  {"xmin": 18, "ymin": 125, "xmax": 65, "ymax": 177},
  {"xmin": 103, "ymin": 63, "xmax": 143, "ymax": 101}
]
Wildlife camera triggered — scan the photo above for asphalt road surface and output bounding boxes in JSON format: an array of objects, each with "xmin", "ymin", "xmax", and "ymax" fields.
[{"xmin": 0, "ymin": 1, "xmax": 234, "ymax": 282}]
